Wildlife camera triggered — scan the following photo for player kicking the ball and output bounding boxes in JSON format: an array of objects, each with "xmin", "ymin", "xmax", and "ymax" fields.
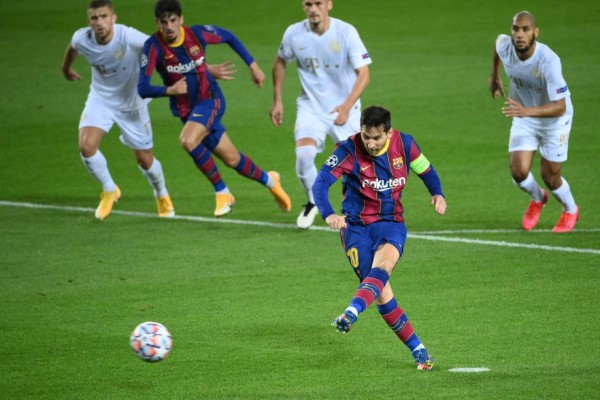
[{"xmin": 313, "ymin": 105, "xmax": 447, "ymax": 370}]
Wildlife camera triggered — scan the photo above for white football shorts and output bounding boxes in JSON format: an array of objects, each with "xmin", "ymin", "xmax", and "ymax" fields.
[
  {"xmin": 508, "ymin": 117, "xmax": 572, "ymax": 163},
  {"xmin": 294, "ymin": 99, "xmax": 360, "ymax": 153},
  {"xmin": 79, "ymin": 96, "xmax": 154, "ymax": 150}
]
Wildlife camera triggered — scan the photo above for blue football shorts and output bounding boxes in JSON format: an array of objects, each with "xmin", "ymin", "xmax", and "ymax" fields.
[
  {"xmin": 340, "ymin": 221, "xmax": 407, "ymax": 281},
  {"xmin": 184, "ymin": 99, "xmax": 226, "ymax": 151}
]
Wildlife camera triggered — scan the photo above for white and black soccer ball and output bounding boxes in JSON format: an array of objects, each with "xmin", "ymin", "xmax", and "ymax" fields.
[{"xmin": 130, "ymin": 321, "xmax": 172, "ymax": 362}]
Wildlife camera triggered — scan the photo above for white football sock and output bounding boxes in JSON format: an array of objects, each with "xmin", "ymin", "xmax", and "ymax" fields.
[
  {"xmin": 514, "ymin": 172, "xmax": 545, "ymax": 202},
  {"xmin": 345, "ymin": 306, "xmax": 359, "ymax": 317},
  {"xmin": 81, "ymin": 151, "xmax": 116, "ymax": 192},
  {"xmin": 139, "ymin": 158, "xmax": 168, "ymax": 198},
  {"xmin": 551, "ymin": 177, "xmax": 577, "ymax": 213},
  {"xmin": 264, "ymin": 173, "xmax": 275, "ymax": 189},
  {"xmin": 296, "ymin": 145, "xmax": 318, "ymax": 204}
]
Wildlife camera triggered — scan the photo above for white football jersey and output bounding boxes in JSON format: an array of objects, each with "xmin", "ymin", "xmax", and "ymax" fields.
[
  {"xmin": 496, "ymin": 34, "xmax": 573, "ymax": 127},
  {"xmin": 278, "ymin": 17, "xmax": 372, "ymax": 116},
  {"xmin": 72, "ymin": 24, "xmax": 149, "ymax": 110}
]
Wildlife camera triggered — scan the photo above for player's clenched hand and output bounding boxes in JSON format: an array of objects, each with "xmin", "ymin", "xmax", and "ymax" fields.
[
  {"xmin": 249, "ymin": 61, "xmax": 265, "ymax": 88},
  {"xmin": 269, "ymin": 101, "xmax": 284, "ymax": 126},
  {"xmin": 431, "ymin": 195, "xmax": 447, "ymax": 215},
  {"xmin": 166, "ymin": 78, "xmax": 187, "ymax": 95},
  {"xmin": 331, "ymin": 104, "xmax": 350, "ymax": 126},
  {"xmin": 325, "ymin": 214, "xmax": 347, "ymax": 230},
  {"xmin": 488, "ymin": 75, "xmax": 505, "ymax": 99}
]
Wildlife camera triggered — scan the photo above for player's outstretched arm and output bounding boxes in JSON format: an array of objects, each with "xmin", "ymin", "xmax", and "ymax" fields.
[{"xmin": 211, "ymin": 25, "xmax": 260, "ymax": 86}]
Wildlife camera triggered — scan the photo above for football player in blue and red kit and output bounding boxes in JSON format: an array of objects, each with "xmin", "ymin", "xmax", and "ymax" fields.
[
  {"xmin": 312, "ymin": 105, "xmax": 447, "ymax": 371},
  {"xmin": 138, "ymin": 0, "xmax": 291, "ymax": 216}
]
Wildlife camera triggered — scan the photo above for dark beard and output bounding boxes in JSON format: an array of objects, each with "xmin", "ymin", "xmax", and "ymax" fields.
[{"xmin": 514, "ymin": 37, "xmax": 536, "ymax": 56}]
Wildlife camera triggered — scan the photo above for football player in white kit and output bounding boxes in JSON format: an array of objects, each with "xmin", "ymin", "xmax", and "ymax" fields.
[
  {"xmin": 61, "ymin": 0, "xmax": 175, "ymax": 220},
  {"xmin": 270, "ymin": 0, "xmax": 372, "ymax": 228},
  {"xmin": 489, "ymin": 11, "xmax": 579, "ymax": 233}
]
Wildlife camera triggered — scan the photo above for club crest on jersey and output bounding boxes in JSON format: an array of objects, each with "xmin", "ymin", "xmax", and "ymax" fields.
[
  {"xmin": 114, "ymin": 47, "xmax": 124, "ymax": 60},
  {"xmin": 190, "ymin": 45, "xmax": 200, "ymax": 56},
  {"xmin": 141, "ymin": 54, "xmax": 148, "ymax": 67},
  {"xmin": 329, "ymin": 41, "xmax": 341, "ymax": 53},
  {"xmin": 325, "ymin": 155, "xmax": 338, "ymax": 167},
  {"xmin": 392, "ymin": 157, "xmax": 404, "ymax": 169}
]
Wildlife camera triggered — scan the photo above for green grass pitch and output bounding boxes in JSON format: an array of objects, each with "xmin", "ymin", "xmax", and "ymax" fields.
[{"xmin": 0, "ymin": 0, "xmax": 599, "ymax": 398}]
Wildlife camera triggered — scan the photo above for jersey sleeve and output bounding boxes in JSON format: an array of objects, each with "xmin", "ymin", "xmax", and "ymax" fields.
[
  {"xmin": 312, "ymin": 144, "xmax": 355, "ymax": 219},
  {"xmin": 277, "ymin": 25, "xmax": 297, "ymax": 63},
  {"xmin": 346, "ymin": 25, "xmax": 372, "ymax": 69},
  {"xmin": 194, "ymin": 25, "xmax": 255, "ymax": 66},
  {"xmin": 402, "ymin": 134, "xmax": 444, "ymax": 197},
  {"xmin": 70, "ymin": 28, "xmax": 88, "ymax": 52},
  {"xmin": 126, "ymin": 27, "xmax": 150, "ymax": 52},
  {"xmin": 137, "ymin": 38, "xmax": 167, "ymax": 98},
  {"xmin": 495, "ymin": 34, "xmax": 512, "ymax": 63},
  {"xmin": 542, "ymin": 53, "xmax": 570, "ymax": 101}
]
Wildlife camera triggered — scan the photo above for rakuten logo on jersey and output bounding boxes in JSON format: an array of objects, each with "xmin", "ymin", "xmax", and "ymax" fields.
[
  {"xmin": 362, "ymin": 177, "xmax": 406, "ymax": 191},
  {"xmin": 166, "ymin": 56, "xmax": 205, "ymax": 73}
]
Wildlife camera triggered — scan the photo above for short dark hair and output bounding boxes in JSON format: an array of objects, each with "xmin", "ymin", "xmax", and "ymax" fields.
[
  {"xmin": 155, "ymin": 0, "xmax": 182, "ymax": 19},
  {"xmin": 88, "ymin": 0, "xmax": 113, "ymax": 10},
  {"xmin": 361, "ymin": 105, "xmax": 392, "ymax": 132}
]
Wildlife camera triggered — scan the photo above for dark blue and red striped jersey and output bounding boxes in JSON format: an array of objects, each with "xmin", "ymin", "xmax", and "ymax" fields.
[
  {"xmin": 138, "ymin": 25, "xmax": 254, "ymax": 120},
  {"xmin": 313, "ymin": 129, "xmax": 444, "ymax": 226}
]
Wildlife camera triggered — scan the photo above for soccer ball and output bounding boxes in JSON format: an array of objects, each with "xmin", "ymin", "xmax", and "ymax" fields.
[{"xmin": 130, "ymin": 321, "xmax": 172, "ymax": 362}]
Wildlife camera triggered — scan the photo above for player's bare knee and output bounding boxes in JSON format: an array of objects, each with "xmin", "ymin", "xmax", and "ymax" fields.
[
  {"xmin": 135, "ymin": 150, "xmax": 154, "ymax": 169},
  {"xmin": 541, "ymin": 173, "xmax": 562, "ymax": 190},
  {"xmin": 372, "ymin": 264, "xmax": 394, "ymax": 276},
  {"xmin": 136, "ymin": 158, "xmax": 153, "ymax": 170},
  {"xmin": 510, "ymin": 169, "xmax": 529, "ymax": 183},
  {"xmin": 179, "ymin": 137, "xmax": 196, "ymax": 152},
  {"xmin": 79, "ymin": 145, "xmax": 98, "ymax": 158},
  {"xmin": 223, "ymin": 154, "xmax": 241, "ymax": 168}
]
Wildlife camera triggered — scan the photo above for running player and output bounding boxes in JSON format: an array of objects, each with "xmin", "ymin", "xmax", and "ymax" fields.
[
  {"xmin": 62, "ymin": 0, "xmax": 174, "ymax": 220},
  {"xmin": 489, "ymin": 11, "xmax": 578, "ymax": 232},
  {"xmin": 312, "ymin": 105, "xmax": 447, "ymax": 371},
  {"xmin": 139, "ymin": 0, "xmax": 291, "ymax": 216}
]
